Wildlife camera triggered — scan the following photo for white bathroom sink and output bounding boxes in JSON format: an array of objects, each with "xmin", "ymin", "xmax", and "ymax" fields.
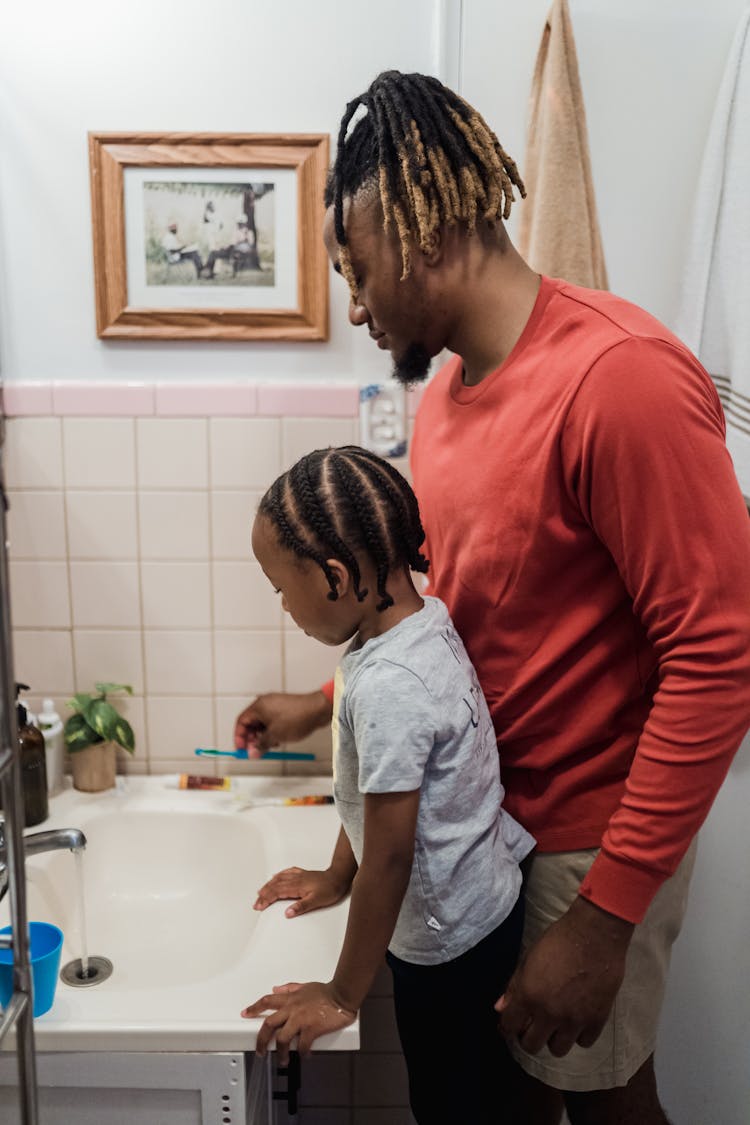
[
  {"xmin": 23, "ymin": 808, "xmax": 265, "ymax": 988},
  {"xmin": 0, "ymin": 776, "xmax": 357, "ymax": 1052}
]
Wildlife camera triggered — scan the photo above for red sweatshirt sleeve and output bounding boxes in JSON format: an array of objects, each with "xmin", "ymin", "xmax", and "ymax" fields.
[
  {"xmin": 563, "ymin": 337, "xmax": 750, "ymax": 922},
  {"xmin": 320, "ymin": 679, "xmax": 335, "ymax": 706}
]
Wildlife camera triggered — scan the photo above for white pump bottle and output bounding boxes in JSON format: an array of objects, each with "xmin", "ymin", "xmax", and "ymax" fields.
[{"xmin": 37, "ymin": 698, "xmax": 65, "ymax": 795}]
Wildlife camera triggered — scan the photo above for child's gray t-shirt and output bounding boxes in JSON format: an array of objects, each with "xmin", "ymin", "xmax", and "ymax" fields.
[{"xmin": 332, "ymin": 595, "xmax": 534, "ymax": 965}]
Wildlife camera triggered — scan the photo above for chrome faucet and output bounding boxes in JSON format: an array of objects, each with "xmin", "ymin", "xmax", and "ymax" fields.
[{"xmin": 0, "ymin": 822, "xmax": 87, "ymax": 902}]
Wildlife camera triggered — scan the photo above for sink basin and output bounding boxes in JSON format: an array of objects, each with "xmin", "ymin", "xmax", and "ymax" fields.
[
  {"xmin": 24, "ymin": 808, "xmax": 265, "ymax": 988},
  {"xmin": 0, "ymin": 776, "xmax": 357, "ymax": 1052}
]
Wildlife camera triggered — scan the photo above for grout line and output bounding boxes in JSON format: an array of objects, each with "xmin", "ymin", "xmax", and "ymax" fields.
[
  {"xmin": 132, "ymin": 417, "xmax": 151, "ymax": 770},
  {"xmin": 280, "ymin": 603, "xmax": 288, "ymax": 779},
  {"xmin": 206, "ymin": 418, "xmax": 219, "ymax": 777},
  {"xmin": 58, "ymin": 418, "xmax": 76, "ymax": 698}
]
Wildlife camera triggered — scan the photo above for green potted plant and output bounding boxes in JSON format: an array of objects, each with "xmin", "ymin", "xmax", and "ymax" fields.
[{"xmin": 64, "ymin": 682, "xmax": 135, "ymax": 792}]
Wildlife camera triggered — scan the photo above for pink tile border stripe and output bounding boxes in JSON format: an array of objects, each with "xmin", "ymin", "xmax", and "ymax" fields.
[
  {"xmin": 155, "ymin": 383, "xmax": 258, "ymax": 416},
  {"xmin": 257, "ymin": 383, "xmax": 359, "ymax": 418},
  {"xmin": 52, "ymin": 383, "xmax": 155, "ymax": 416},
  {"xmin": 2, "ymin": 384, "xmax": 54, "ymax": 415},
  {"xmin": 3, "ymin": 381, "xmax": 424, "ymax": 419}
]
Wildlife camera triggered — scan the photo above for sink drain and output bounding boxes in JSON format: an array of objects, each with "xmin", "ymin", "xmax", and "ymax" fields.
[{"xmin": 60, "ymin": 956, "xmax": 113, "ymax": 988}]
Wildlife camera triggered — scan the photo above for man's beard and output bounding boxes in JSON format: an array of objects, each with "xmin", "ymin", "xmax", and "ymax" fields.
[{"xmin": 392, "ymin": 342, "xmax": 432, "ymax": 387}]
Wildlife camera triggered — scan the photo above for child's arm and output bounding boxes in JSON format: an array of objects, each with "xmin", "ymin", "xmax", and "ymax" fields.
[
  {"xmin": 253, "ymin": 826, "xmax": 357, "ymax": 917},
  {"xmin": 331, "ymin": 790, "xmax": 419, "ymax": 1010},
  {"xmin": 241, "ymin": 790, "xmax": 419, "ymax": 1061}
]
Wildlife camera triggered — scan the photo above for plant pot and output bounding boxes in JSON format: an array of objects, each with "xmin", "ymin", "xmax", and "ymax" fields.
[{"xmin": 70, "ymin": 742, "xmax": 117, "ymax": 793}]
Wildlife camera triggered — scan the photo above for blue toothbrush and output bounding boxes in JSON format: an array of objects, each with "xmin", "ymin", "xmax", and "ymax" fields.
[{"xmin": 195, "ymin": 747, "xmax": 316, "ymax": 762}]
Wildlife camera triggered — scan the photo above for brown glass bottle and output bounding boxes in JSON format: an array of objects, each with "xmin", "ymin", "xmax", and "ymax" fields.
[{"xmin": 16, "ymin": 684, "xmax": 49, "ymax": 827}]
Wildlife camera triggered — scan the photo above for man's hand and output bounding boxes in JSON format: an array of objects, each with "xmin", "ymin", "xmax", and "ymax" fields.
[
  {"xmin": 234, "ymin": 690, "xmax": 333, "ymax": 755},
  {"xmin": 241, "ymin": 981, "xmax": 356, "ymax": 1063},
  {"xmin": 496, "ymin": 896, "xmax": 634, "ymax": 1057},
  {"xmin": 254, "ymin": 867, "xmax": 351, "ymax": 917}
]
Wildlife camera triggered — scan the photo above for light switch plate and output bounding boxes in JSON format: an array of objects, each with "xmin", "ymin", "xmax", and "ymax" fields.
[{"xmin": 359, "ymin": 382, "xmax": 407, "ymax": 459}]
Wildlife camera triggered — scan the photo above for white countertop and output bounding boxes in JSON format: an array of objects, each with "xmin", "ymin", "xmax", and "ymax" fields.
[{"xmin": 0, "ymin": 775, "xmax": 359, "ymax": 1053}]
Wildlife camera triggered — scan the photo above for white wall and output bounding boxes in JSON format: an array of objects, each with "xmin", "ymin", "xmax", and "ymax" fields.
[
  {"xmin": 461, "ymin": 4, "xmax": 750, "ymax": 1122},
  {"xmin": 0, "ymin": 0, "xmax": 450, "ymax": 385}
]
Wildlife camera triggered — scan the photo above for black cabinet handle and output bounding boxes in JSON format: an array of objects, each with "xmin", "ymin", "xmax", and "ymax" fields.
[{"xmin": 272, "ymin": 1051, "xmax": 301, "ymax": 1115}]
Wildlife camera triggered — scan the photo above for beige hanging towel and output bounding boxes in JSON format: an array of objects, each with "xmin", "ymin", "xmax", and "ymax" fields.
[{"xmin": 518, "ymin": 0, "xmax": 608, "ymax": 289}]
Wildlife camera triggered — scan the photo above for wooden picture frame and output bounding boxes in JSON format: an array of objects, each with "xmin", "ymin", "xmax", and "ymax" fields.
[{"xmin": 88, "ymin": 132, "xmax": 329, "ymax": 341}]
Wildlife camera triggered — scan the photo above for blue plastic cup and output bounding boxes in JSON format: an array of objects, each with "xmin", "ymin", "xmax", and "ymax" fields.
[{"xmin": 0, "ymin": 922, "xmax": 64, "ymax": 1017}]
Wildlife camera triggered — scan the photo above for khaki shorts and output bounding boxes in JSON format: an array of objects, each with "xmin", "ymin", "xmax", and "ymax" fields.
[{"xmin": 509, "ymin": 840, "xmax": 697, "ymax": 1092}]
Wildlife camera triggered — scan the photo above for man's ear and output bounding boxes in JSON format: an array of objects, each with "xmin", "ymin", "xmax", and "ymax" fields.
[
  {"xmin": 420, "ymin": 225, "xmax": 445, "ymax": 269},
  {"xmin": 326, "ymin": 558, "xmax": 351, "ymax": 598}
]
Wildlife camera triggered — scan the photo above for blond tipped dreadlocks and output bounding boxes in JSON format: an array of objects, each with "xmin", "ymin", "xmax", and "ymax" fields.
[{"xmin": 324, "ymin": 70, "xmax": 526, "ymax": 287}]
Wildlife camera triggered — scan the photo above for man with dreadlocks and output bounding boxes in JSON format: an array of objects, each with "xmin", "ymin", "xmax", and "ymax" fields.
[{"xmin": 235, "ymin": 71, "xmax": 750, "ymax": 1124}]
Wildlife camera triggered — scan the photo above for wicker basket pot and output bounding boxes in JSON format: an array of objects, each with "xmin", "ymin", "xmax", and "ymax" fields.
[{"xmin": 70, "ymin": 742, "xmax": 116, "ymax": 793}]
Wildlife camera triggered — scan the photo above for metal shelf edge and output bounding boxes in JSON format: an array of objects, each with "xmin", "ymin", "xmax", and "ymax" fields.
[
  {"xmin": 0, "ymin": 992, "xmax": 29, "ymax": 1046},
  {"xmin": 0, "ymin": 747, "xmax": 13, "ymax": 780}
]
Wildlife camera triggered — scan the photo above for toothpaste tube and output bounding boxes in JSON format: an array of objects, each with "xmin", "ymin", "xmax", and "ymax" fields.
[
  {"xmin": 164, "ymin": 773, "xmax": 235, "ymax": 791},
  {"xmin": 273, "ymin": 794, "xmax": 335, "ymax": 806},
  {"xmin": 164, "ymin": 774, "xmax": 333, "ymax": 804}
]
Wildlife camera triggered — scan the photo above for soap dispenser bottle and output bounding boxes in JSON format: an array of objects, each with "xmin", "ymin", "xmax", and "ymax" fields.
[
  {"xmin": 16, "ymin": 683, "xmax": 49, "ymax": 827},
  {"xmin": 37, "ymin": 698, "xmax": 64, "ymax": 795}
]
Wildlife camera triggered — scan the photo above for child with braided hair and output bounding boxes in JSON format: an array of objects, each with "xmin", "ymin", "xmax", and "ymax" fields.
[{"xmin": 240, "ymin": 445, "xmax": 533, "ymax": 1124}]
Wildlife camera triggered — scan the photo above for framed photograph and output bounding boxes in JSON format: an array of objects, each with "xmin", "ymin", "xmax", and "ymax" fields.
[{"xmin": 88, "ymin": 132, "xmax": 329, "ymax": 340}]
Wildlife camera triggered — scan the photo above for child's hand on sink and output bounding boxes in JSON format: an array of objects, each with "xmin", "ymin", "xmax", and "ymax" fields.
[
  {"xmin": 254, "ymin": 827, "xmax": 355, "ymax": 918},
  {"xmin": 253, "ymin": 865, "xmax": 352, "ymax": 918},
  {"xmin": 241, "ymin": 980, "xmax": 356, "ymax": 1062}
]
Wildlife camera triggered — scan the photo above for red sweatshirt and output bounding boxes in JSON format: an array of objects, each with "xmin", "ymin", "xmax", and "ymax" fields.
[{"xmin": 407, "ymin": 276, "xmax": 750, "ymax": 924}]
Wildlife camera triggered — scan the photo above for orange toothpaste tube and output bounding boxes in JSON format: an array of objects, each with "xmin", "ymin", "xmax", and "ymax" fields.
[
  {"xmin": 165, "ymin": 774, "xmax": 333, "ymax": 804},
  {"xmin": 279, "ymin": 794, "xmax": 335, "ymax": 806}
]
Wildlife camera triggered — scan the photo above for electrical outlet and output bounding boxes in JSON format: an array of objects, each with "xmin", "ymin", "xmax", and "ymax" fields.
[{"xmin": 359, "ymin": 382, "xmax": 408, "ymax": 459}]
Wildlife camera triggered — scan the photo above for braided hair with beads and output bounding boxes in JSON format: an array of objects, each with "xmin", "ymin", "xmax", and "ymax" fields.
[
  {"xmin": 324, "ymin": 69, "xmax": 526, "ymax": 292},
  {"xmin": 257, "ymin": 446, "xmax": 429, "ymax": 613}
]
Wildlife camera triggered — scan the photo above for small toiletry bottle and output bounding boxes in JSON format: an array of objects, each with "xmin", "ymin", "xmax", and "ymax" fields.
[
  {"xmin": 37, "ymin": 698, "xmax": 65, "ymax": 795},
  {"xmin": 164, "ymin": 773, "xmax": 237, "ymax": 791},
  {"xmin": 16, "ymin": 683, "xmax": 49, "ymax": 827}
]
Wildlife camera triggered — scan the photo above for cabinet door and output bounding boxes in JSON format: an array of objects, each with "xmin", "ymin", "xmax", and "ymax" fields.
[{"xmin": 0, "ymin": 1051, "xmax": 254, "ymax": 1124}]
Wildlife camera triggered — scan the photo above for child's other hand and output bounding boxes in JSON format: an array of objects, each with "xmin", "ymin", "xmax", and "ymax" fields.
[
  {"xmin": 241, "ymin": 981, "xmax": 356, "ymax": 1062},
  {"xmin": 253, "ymin": 867, "xmax": 350, "ymax": 916}
]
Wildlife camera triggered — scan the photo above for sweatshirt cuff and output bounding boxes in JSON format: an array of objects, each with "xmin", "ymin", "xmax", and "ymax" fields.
[
  {"xmin": 320, "ymin": 679, "xmax": 335, "ymax": 706},
  {"xmin": 578, "ymin": 848, "xmax": 668, "ymax": 924}
]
